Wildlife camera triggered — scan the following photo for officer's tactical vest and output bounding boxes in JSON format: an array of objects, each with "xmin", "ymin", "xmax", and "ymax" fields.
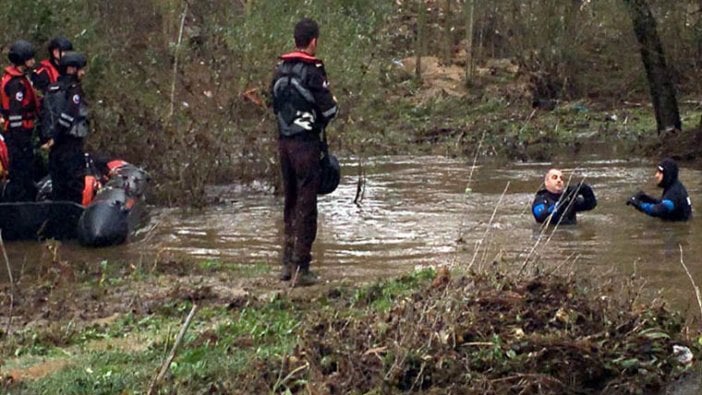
[
  {"xmin": 40, "ymin": 82, "xmax": 89, "ymax": 141},
  {"xmin": 272, "ymin": 62, "xmax": 318, "ymax": 137},
  {"xmin": 0, "ymin": 67, "xmax": 39, "ymax": 131},
  {"xmin": 36, "ymin": 60, "xmax": 60, "ymax": 85}
]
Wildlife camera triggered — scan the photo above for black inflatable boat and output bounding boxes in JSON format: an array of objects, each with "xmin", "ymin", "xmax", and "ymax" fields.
[{"xmin": 0, "ymin": 160, "xmax": 149, "ymax": 246}]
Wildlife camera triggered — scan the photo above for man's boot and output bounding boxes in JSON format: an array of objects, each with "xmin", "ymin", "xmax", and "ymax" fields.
[
  {"xmin": 279, "ymin": 244, "xmax": 294, "ymax": 281},
  {"xmin": 279, "ymin": 263, "xmax": 293, "ymax": 281},
  {"xmin": 292, "ymin": 265, "xmax": 318, "ymax": 287}
]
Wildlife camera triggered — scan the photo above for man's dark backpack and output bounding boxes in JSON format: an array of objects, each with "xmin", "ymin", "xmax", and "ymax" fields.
[
  {"xmin": 41, "ymin": 83, "xmax": 89, "ymax": 140},
  {"xmin": 40, "ymin": 83, "xmax": 68, "ymax": 142},
  {"xmin": 272, "ymin": 62, "xmax": 319, "ymax": 137}
]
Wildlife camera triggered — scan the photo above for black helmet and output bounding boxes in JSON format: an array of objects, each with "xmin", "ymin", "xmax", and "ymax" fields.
[
  {"xmin": 8, "ymin": 40, "xmax": 35, "ymax": 65},
  {"xmin": 60, "ymin": 51, "xmax": 87, "ymax": 70},
  {"xmin": 318, "ymin": 154, "xmax": 340, "ymax": 195},
  {"xmin": 48, "ymin": 36, "xmax": 73, "ymax": 56}
]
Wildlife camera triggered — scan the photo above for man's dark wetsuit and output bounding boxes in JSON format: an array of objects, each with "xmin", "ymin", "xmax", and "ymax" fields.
[
  {"xmin": 628, "ymin": 159, "xmax": 691, "ymax": 221},
  {"xmin": 532, "ymin": 183, "xmax": 597, "ymax": 225},
  {"xmin": 271, "ymin": 50, "xmax": 337, "ymax": 274}
]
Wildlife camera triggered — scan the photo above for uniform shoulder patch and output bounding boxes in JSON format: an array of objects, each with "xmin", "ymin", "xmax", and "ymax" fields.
[{"xmin": 72, "ymin": 94, "xmax": 81, "ymax": 104}]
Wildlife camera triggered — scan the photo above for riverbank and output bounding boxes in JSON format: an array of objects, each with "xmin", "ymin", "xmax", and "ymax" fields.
[{"xmin": 1, "ymin": 257, "xmax": 698, "ymax": 393}]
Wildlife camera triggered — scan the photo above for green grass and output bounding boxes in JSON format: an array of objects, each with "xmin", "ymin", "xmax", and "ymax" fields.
[
  {"xmin": 352, "ymin": 267, "xmax": 436, "ymax": 311},
  {"xmin": 196, "ymin": 260, "xmax": 269, "ymax": 277},
  {"xmin": 6, "ymin": 268, "xmax": 437, "ymax": 394},
  {"xmin": 23, "ymin": 350, "xmax": 160, "ymax": 395}
]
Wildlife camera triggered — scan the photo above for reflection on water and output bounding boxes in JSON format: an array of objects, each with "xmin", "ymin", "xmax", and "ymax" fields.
[{"xmin": 3, "ymin": 155, "xmax": 702, "ymax": 311}]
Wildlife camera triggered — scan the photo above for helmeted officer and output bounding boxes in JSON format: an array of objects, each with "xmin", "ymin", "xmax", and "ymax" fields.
[
  {"xmin": 271, "ymin": 18, "xmax": 338, "ymax": 285},
  {"xmin": 40, "ymin": 52, "xmax": 90, "ymax": 204},
  {"xmin": 626, "ymin": 158, "xmax": 692, "ymax": 221},
  {"xmin": 0, "ymin": 40, "xmax": 40, "ymax": 201},
  {"xmin": 532, "ymin": 168, "xmax": 597, "ymax": 225},
  {"xmin": 32, "ymin": 36, "xmax": 73, "ymax": 94}
]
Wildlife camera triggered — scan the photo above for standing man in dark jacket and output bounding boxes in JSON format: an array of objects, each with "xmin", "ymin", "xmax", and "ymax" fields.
[
  {"xmin": 32, "ymin": 36, "xmax": 73, "ymax": 94},
  {"xmin": 271, "ymin": 18, "xmax": 338, "ymax": 286},
  {"xmin": 626, "ymin": 158, "xmax": 692, "ymax": 221},
  {"xmin": 1, "ymin": 40, "xmax": 40, "ymax": 201},
  {"xmin": 40, "ymin": 52, "xmax": 90, "ymax": 204},
  {"xmin": 532, "ymin": 168, "xmax": 597, "ymax": 225}
]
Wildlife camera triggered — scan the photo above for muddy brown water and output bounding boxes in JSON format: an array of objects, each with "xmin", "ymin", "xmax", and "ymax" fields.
[{"xmin": 3, "ymin": 154, "xmax": 702, "ymax": 311}]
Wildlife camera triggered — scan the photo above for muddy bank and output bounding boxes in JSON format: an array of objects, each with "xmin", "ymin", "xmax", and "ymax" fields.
[
  {"xmin": 235, "ymin": 270, "xmax": 697, "ymax": 394},
  {"xmin": 649, "ymin": 127, "xmax": 702, "ymax": 164},
  {"xmin": 0, "ymin": 258, "xmax": 256, "ymax": 346}
]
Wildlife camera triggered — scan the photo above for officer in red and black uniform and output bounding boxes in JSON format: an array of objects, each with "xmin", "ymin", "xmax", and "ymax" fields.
[
  {"xmin": 32, "ymin": 36, "xmax": 73, "ymax": 94},
  {"xmin": 1, "ymin": 40, "xmax": 40, "ymax": 201},
  {"xmin": 271, "ymin": 18, "xmax": 338, "ymax": 286},
  {"xmin": 40, "ymin": 52, "xmax": 90, "ymax": 204}
]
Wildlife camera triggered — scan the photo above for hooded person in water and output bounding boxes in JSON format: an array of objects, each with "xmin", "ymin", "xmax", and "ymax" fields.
[
  {"xmin": 626, "ymin": 158, "xmax": 692, "ymax": 221},
  {"xmin": 531, "ymin": 168, "xmax": 597, "ymax": 225}
]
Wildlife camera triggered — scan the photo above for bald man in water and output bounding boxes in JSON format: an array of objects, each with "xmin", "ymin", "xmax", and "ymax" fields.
[{"xmin": 532, "ymin": 168, "xmax": 597, "ymax": 225}]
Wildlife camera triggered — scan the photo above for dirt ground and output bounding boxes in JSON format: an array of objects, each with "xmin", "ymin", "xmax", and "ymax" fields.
[{"xmin": 396, "ymin": 55, "xmax": 531, "ymax": 105}]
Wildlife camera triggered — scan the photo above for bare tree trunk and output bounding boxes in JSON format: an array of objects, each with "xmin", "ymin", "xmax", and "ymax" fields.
[
  {"xmin": 416, "ymin": 0, "xmax": 427, "ymax": 80},
  {"xmin": 465, "ymin": 0, "xmax": 475, "ymax": 82},
  {"xmin": 443, "ymin": 0, "xmax": 453, "ymax": 64},
  {"xmin": 490, "ymin": 2, "xmax": 496, "ymax": 58},
  {"xmin": 696, "ymin": 0, "xmax": 702, "ymax": 67},
  {"xmin": 624, "ymin": 0, "xmax": 682, "ymax": 134},
  {"xmin": 559, "ymin": 0, "xmax": 581, "ymax": 98}
]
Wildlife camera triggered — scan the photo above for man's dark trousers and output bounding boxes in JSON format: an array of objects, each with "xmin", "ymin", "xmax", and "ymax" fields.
[{"xmin": 278, "ymin": 134, "xmax": 321, "ymax": 270}]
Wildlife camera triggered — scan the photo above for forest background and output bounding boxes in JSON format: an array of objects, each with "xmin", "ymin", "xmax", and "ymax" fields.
[{"xmin": 2, "ymin": 0, "xmax": 702, "ymax": 205}]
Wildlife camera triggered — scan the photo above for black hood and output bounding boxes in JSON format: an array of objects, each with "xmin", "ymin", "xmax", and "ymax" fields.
[{"xmin": 657, "ymin": 158, "xmax": 678, "ymax": 188}]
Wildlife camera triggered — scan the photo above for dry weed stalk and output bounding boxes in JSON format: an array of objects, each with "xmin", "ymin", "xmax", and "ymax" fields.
[
  {"xmin": 167, "ymin": 2, "xmax": 188, "ymax": 121},
  {"xmin": 1, "ymin": 230, "xmax": 14, "ymax": 336},
  {"xmin": 544, "ymin": 252, "xmax": 579, "ymax": 277},
  {"xmin": 147, "ymin": 303, "xmax": 198, "ymax": 395},
  {"xmin": 518, "ymin": 172, "xmax": 583, "ymax": 276},
  {"xmin": 454, "ymin": 130, "xmax": 486, "ymax": 248},
  {"xmin": 677, "ymin": 244, "xmax": 702, "ymax": 323},
  {"xmin": 540, "ymin": 179, "xmax": 585, "ymax": 248},
  {"xmin": 467, "ymin": 181, "xmax": 510, "ymax": 271},
  {"xmin": 272, "ymin": 361, "xmax": 310, "ymax": 394}
]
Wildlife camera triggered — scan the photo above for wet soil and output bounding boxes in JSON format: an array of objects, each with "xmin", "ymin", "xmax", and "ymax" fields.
[{"xmin": 0, "ymin": 258, "xmax": 253, "ymax": 348}]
